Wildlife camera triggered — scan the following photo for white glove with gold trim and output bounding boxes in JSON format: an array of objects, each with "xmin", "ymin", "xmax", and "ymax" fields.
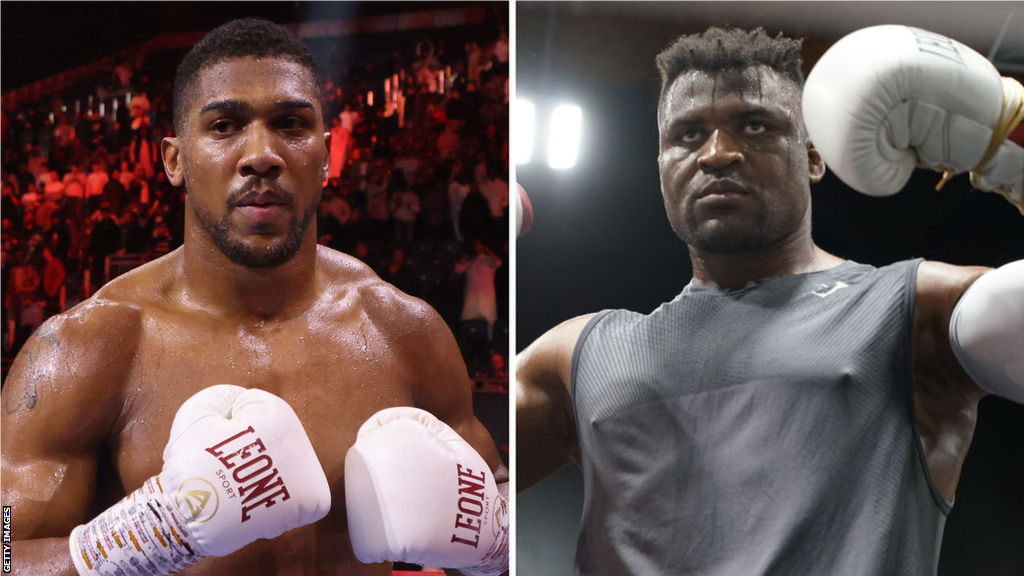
[
  {"xmin": 804, "ymin": 25, "xmax": 1024, "ymax": 212},
  {"xmin": 69, "ymin": 385, "xmax": 331, "ymax": 575}
]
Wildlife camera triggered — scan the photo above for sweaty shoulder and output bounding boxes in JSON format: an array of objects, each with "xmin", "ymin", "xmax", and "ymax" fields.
[
  {"xmin": 87, "ymin": 248, "xmax": 185, "ymax": 312},
  {"xmin": 2, "ymin": 284, "xmax": 144, "ymax": 454},
  {"xmin": 4, "ymin": 253, "xmax": 186, "ymax": 416},
  {"xmin": 913, "ymin": 260, "xmax": 990, "ymax": 399},
  {"xmin": 314, "ymin": 246, "xmax": 456, "ymax": 375},
  {"xmin": 914, "ymin": 260, "xmax": 990, "ymax": 341},
  {"xmin": 24, "ymin": 278, "xmax": 147, "ymax": 381},
  {"xmin": 915, "ymin": 260, "xmax": 990, "ymax": 298},
  {"xmin": 315, "ymin": 245, "xmax": 437, "ymax": 330},
  {"xmin": 315, "ymin": 247, "xmax": 473, "ymax": 423}
]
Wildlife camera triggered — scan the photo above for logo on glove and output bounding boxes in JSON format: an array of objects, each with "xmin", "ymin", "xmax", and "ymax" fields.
[
  {"xmin": 910, "ymin": 27, "xmax": 965, "ymax": 65},
  {"xmin": 204, "ymin": 425, "xmax": 292, "ymax": 523},
  {"xmin": 451, "ymin": 464, "xmax": 488, "ymax": 548},
  {"xmin": 174, "ymin": 478, "xmax": 220, "ymax": 523},
  {"xmin": 490, "ymin": 496, "xmax": 508, "ymax": 537}
]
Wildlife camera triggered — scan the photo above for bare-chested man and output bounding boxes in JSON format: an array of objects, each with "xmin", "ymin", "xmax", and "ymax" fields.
[{"xmin": 2, "ymin": 18, "xmax": 508, "ymax": 576}]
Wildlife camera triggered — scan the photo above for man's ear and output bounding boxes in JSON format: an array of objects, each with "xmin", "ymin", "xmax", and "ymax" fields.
[
  {"xmin": 161, "ymin": 137, "xmax": 185, "ymax": 187},
  {"xmin": 806, "ymin": 139, "xmax": 826, "ymax": 184},
  {"xmin": 322, "ymin": 130, "xmax": 332, "ymax": 183}
]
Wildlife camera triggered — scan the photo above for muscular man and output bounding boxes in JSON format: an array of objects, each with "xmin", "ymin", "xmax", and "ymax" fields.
[
  {"xmin": 517, "ymin": 27, "xmax": 1022, "ymax": 575},
  {"xmin": 2, "ymin": 18, "xmax": 507, "ymax": 576}
]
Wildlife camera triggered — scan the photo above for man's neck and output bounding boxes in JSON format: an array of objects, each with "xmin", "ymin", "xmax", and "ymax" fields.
[
  {"xmin": 688, "ymin": 234, "xmax": 843, "ymax": 291},
  {"xmin": 179, "ymin": 226, "xmax": 321, "ymax": 322}
]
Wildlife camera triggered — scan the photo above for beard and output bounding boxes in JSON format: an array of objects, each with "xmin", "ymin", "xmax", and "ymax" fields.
[
  {"xmin": 191, "ymin": 186, "xmax": 320, "ymax": 269},
  {"xmin": 667, "ymin": 195, "xmax": 805, "ymax": 256},
  {"xmin": 675, "ymin": 215, "xmax": 777, "ymax": 255}
]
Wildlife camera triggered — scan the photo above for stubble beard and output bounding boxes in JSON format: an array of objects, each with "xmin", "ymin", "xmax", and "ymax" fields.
[
  {"xmin": 677, "ymin": 216, "xmax": 775, "ymax": 255},
  {"xmin": 193, "ymin": 200, "xmax": 319, "ymax": 269},
  {"xmin": 188, "ymin": 176, "xmax": 321, "ymax": 269},
  {"xmin": 671, "ymin": 196, "xmax": 798, "ymax": 256}
]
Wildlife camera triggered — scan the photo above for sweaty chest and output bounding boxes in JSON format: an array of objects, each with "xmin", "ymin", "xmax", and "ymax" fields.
[{"xmin": 111, "ymin": 313, "xmax": 414, "ymax": 506}]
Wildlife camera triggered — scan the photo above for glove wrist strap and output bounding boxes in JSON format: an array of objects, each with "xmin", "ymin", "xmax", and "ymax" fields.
[{"xmin": 70, "ymin": 477, "xmax": 205, "ymax": 576}]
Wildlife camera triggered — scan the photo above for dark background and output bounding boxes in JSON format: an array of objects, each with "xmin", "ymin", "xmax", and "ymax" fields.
[
  {"xmin": 515, "ymin": 2, "xmax": 1024, "ymax": 575},
  {"xmin": 1, "ymin": 1, "xmax": 481, "ymax": 91}
]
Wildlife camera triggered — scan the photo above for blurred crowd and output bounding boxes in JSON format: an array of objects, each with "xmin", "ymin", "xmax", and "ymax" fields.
[{"xmin": 1, "ymin": 19, "xmax": 511, "ymax": 384}]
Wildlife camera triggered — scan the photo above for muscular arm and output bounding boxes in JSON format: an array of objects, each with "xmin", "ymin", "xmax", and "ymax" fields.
[
  {"xmin": 514, "ymin": 315, "xmax": 593, "ymax": 492},
  {"xmin": 1, "ymin": 301, "xmax": 137, "ymax": 575},
  {"xmin": 913, "ymin": 261, "xmax": 991, "ymax": 500},
  {"xmin": 376, "ymin": 292, "xmax": 508, "ymax": 576},
  {"xmin": 376, "ymin": 290, "xmax": 508, "ymax": 485},
  {"xmin": 416, "ymin": 325, "xmax": 508, "ymax": 485}
]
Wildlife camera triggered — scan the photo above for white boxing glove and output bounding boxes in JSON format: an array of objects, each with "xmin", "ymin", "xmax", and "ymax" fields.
[
  {"xmin": 803, "ymin": 25, "xmax": 1024, "ymax": 211},
  {"xmin": 70, "ymin": 385, "xmax": 331, "ymax": 575},
  {"xmin": 345, "ymin": 407, "xmax": 508, "ymax": 576}
]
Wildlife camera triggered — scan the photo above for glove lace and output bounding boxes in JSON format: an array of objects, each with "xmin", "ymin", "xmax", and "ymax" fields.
[{"xmin": 936, "ymin": 76, "xmax": 1024, "ymax": 214}]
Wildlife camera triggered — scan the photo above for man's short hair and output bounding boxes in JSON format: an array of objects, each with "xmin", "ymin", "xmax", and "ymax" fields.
[
  {"xmin": 172, "ymin": 17, "xmax": 325, "ymax": 134},
  {"xmin": 656, "ymin": 27, "xmax": 804, "ymax": 99}
]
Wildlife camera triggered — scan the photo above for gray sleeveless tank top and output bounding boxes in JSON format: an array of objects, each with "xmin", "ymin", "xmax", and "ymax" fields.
[{"xmin": 571, "ymin": 260, "xmax": 948, "ymax": 575}]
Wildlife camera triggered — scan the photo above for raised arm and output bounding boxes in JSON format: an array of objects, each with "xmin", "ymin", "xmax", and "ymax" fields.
[
  {"xmin": 515, "ymin": 314, "xmax": 593, "ymax": 492},
  {"xmin": 1, "ymin": 302, "xmax": 137, "ymax": 575},
  {"xmin": 912, "ymin": 262, "xmax": 988, "ymax": 499}
]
